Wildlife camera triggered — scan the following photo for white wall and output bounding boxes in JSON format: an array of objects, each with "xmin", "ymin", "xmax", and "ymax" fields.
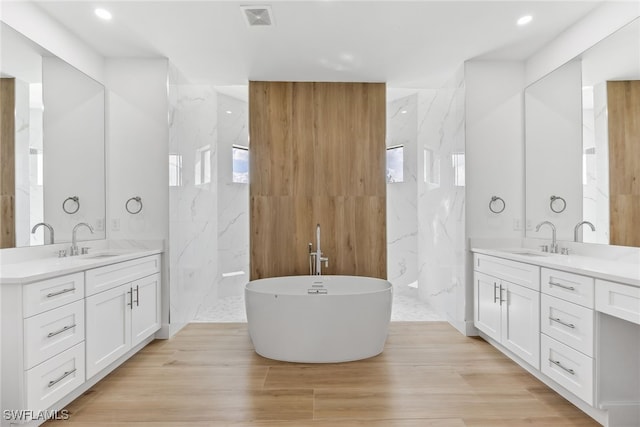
[
  {"xmin": 465, "ymin": 61, "xmax": 526, "ymax": 240},
  {"xmin": 105, "ymin": 58, "xmax": 170, "ymax": 333},
  {"xmin": 43, "ymin": 56, "xmax": 105, "ymax": 243},
  {"xmin": 0, "ymin": 1, "xmax": 104, "ymax": 84},
  {"xmin": 525, "ymin": 60, "xmax": 583, "ymax": 242},
  {"xmin": 526, "ymin": 1, "xmax": 640, "ymax": 85},
  {"xmin": 105, "ymin": 59, "xmax": 169, "ymax": 242}
]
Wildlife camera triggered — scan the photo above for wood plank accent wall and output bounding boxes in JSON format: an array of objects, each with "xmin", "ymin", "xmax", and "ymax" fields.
[
  {"xmin": 0, "ymin": 78, "xmax": 16, "ymax": 248},
  {"xmin": 249, "ymin": 81, "xmax": 387, "ymax": 280},
  {"xmin": 607, "ymin": 81, "xmax": 640, "ymax": 247}
]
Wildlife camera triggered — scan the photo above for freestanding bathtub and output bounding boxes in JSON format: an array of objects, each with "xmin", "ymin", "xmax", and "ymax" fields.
[{"xmin": 245, "ymin": 275, "xmax": 393, "ymax": 363}]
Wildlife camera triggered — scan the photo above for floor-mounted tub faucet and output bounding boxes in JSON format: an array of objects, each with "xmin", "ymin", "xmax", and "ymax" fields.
[
  {"xmin": 309, "ymin": 224, "xmax": 329, "ymax": 275},
  {"xmin": 535, "ymin": 221, "xmax": 557, "ymax": 253},
  {"xmin": 574, "ymin": 221, "xmax": 595, "ymax": 242},
  {"xmin": 31, "ymin": 222, "xmax": 55, "ymax": 244}
]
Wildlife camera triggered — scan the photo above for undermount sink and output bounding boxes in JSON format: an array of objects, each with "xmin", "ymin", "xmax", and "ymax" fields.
[
  {"xmin": 500, "ymin": 249, "xmax": 551, "ymax": 257},
  {"xmin": 84, "ymin": 253, "xmax": 122, "ymax": 259}
]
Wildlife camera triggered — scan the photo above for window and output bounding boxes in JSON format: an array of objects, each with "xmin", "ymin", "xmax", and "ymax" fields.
[
  {"xmin": 452, "ymin": 152, "xmax": 465, "ymax": 187},
  {"xmin": 195, "ymin": 146, "xmax": 211, "ymax": 186},
  {"xmin": 386, "ymin": 145, "xmax": 404, "ymax": 183},
  {"xmin": 29, "ymin": 148, "xmax": 43, "ymax": 186},
  {"xmin": 233, "ymin": 145, "xmax": 249, "ymax": 183},
  {"xmin": 424, "ymin": 147, "xmax": 440, "ymax": 187},
  {"xmin": 169, "ymin": 154, "xmax": 183, "ymax": 187}
]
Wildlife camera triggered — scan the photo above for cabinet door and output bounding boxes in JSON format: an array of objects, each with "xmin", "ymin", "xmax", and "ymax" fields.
[
  {"xmin": 131, "ymin": 273, "xmax": 161, "ymax": 347},
  {"xmin": 474, "ymin": 272, "xmax": 501, "ymax": 341},
  {"xmin": 85, "ymin": 284, "xmax": 131, "ymax": 379},
  {"xmin": 501, "ymin": 281, "xmax": 540, "ymax": 369}
]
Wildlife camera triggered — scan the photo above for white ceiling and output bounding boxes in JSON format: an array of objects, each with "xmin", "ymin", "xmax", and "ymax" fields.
[{"xmin": 35, "ymin": 0, "xmax": 602, "ymax": 88}]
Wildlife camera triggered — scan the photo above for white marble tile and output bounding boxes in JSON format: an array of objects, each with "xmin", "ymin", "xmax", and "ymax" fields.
[
  {"xmin": 386, "ymin": 93, "xmax": 418, "ymax": 288},
  {"xmin": 168, "ymin": 67, "xmax": 219, "ymax": 333}
]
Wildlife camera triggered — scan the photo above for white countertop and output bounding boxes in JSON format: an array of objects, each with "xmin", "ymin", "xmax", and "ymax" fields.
[
  {"xmin": 0, "ymin": 249, "xmax": 163, "ymax": 285},
  {"xmin": 472, "ymin": 247, "xmax": 640, "ymax": 287}
]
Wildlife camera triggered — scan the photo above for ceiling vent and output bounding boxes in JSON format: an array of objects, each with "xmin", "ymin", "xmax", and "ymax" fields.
[{"xmin": 241, "ymin": 5, "xmax": 274, "ymax": 27}]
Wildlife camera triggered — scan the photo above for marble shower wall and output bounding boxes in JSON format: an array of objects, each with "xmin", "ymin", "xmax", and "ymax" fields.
[
  {"xmin": 386, "ymin": 93, "xmax": 418, "ymax": 291},
  {"xmin": 168, "ymin": 65, "xmax": 219, "ymax": 334},
  {"xmin": 216, "ymin": 93, "xmax": 249, "ymax": 298},
  {"xmin": 582, "ymin": 82, "xmax": 610, "ymax": 244},
  {"xmin": 416, "ymin": 68, "xmax": 467, "ymax": 329}
]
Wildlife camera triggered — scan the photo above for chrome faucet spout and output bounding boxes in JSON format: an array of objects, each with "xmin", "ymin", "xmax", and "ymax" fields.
[
  {"xmin": 535, "ymin": 221, "xmax": 557, "ymax": 253},
  {"xmin": 31, "ymin": 222, "xmax": 55, "ymax": 244},
  {"xmin": 574, "ymin": 221, "xmax": 596, "ymax": 242},
  {"xmin": 71, "ymin": 222, "xmax": 94, "ymax": 256}
]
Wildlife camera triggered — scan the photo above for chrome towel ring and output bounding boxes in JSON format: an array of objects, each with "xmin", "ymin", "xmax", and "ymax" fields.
[
  {"xmin": 489, "ymin": 196, "xmax": 506, "ymax": 214},
  {"xmin": 550, "ymin": 195, "xmax": 567, "ymax": 213},
  {"xmin": 125, "ymin": 196, "xmax": 143, "ymax": 214},
  {"xmin": 62, "ymin": 196, "xmax": 80, "ymax": 214}
]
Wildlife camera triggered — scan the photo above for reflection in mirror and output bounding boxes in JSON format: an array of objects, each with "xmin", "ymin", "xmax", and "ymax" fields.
[
  {"xmin": 0, "ymin": 22, "xmax": 106, "ymax": 248},
  {"xmin": 525, "ymin": 18, "xmax": 640, "ymax": 247}
]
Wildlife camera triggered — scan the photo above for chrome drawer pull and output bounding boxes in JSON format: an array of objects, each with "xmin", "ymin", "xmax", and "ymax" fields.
[
  {"xmin": 549, "ymin": 359, "xmax": 575, "ymax": 375},
  {"xmin": 47, "ymin": 368, "xmax": 77, "ymax": 388},
  {"xmin": 549, "ymin": 317, "xmax": 575, "ymax": 329},
  {"xmin": 493, "ymin": 283, "xmax": 499, "ymax": 303},
  {"xmin": 46, "ymin": 288, "xmax": 75, "ymax": 298},
  {"xmin": 47, "ymin": 324, "xmax": 77, "ymax": 338},
  {"xmin": 549, "ymin": 281, "xmax": 575, "ymax": 291}
]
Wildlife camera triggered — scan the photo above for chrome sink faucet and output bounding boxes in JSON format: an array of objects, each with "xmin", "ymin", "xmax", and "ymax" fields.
[
  {"xmin": 71, "ymin": 222, "xmax": 94, "ymax": 256},
  {"xmin": 535, "ymin": 221, "xmax": 558, "ymax": 253},
  {"xmin": 574, "ymin": 221, "xmax": 595, "ymax": 242},
  {"xmin": 31, "ymin": 222, "xmax": 54, "ymax": 244},
  {"xmin": 309, "ymin": 223, "xmax": 329, "ymax": 275}
]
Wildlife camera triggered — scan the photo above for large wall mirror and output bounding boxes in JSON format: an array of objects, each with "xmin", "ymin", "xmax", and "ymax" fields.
[
  {"xmin": 0, "ymin": 22, "xmax": 105, "ymax": 248},
  {"xmin": 525, "ymin": 18, "xmax": 640, "ymax": 247}
]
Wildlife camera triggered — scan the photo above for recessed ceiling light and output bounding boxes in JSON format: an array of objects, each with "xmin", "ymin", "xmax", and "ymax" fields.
[
  {"xmin": 401, "ymin": 110, "xmax": 408, "ymax": 114},
  {"xmin": 225, "ymin": 110, "xmax": 233, "ymax": 114},
  {"xmin": 517, "ymin": 15, "xmax": 533, "ymax": 26},
  {"xmin": 95, "ymin": 8, "xmax": 112, "ymax": 21}
]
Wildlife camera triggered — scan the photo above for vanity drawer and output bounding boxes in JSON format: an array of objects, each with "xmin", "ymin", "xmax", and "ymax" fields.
[
  {"xmin": 23, "ymin": 273, "xmax": 85, "ymax": 317},
  {"xmin": 474, "ymin": 254, "xmax": 540, "ymax": 291},
  {"xmin": 25, "ymin": 341, "xmax": 85, "ymax": 412},
  {"xmin": 541, "ymin": 334, "xmax": 593, "ymax": 405},
  {"xmin": 85, "ymin": 254, "xmax": 161, "ymax": 296},
  {"xmin": 24, "ymin": 300, "xmax": 85, "ymax": 370},
  {"xmin": 541, "ymin": 268, "xmax": 594, "ymax": 308},
  {"xmin": 541, "ymin": 294, "xmax": 594, "ymax": 357},
  {"xmin": 595, "ymin": 279, "xmax": 640, "ymax": 325}
]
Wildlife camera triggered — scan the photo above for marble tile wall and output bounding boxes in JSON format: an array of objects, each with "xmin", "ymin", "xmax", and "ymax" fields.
[
  {"xmin": 386, "ymin": 93, "xmax": 418, "ymax": 292},
  {"xmin": 215, "ymin": 93, "xmax": 249, "ymax": 299},
  {"xmin": 168, "ymin": 65, "xmax": 219, "ymax": 334},
  {"xmin": 416, "ymin": 67, "xmax": 467, "ymax": 331},
  {"xmin": 14, "ymin": 79, "xmax": 32, "ymax": 247}
]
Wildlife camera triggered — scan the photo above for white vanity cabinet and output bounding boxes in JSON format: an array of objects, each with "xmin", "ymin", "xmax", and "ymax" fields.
[
  {"xmin": 540, "ymin": 267, "xmax": 595, "ymax": 405},
  {"xmin": 473, "ymin": 254, "xmax": 541, "ymax": 369},
  {"xmin": 1, "ymin": 273, "xmax": 86, "ymax": 422},
  {"xmin": 1, "ymin": 251, "xmax": 162, "ymax": 427},
  {"xmin": 85, "ymin": 256, "xmax": 161, "ymax": 379},
  {"xmin": 472, "ymin": 249, "xmax": 640, "ymax": 427}
]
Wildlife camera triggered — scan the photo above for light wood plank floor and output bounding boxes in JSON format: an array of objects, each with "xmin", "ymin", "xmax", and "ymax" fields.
[{"xmin": 46, "ymin": 322, "xmax": 600, "ymax": 426}]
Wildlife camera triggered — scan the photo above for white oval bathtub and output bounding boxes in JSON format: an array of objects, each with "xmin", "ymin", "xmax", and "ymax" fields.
[{"xmin": 245, "ymin": 275, "xmax": 393, "ymax": 363}]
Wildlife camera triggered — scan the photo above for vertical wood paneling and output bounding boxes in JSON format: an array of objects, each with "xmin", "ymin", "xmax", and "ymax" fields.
[
  {"xmin": 250, "ymin": 82, "xmax": 386, "ymax": 280},
  {"xmin": 607, "ymin": 81, "xmax": 640, "ymax": 247},
  {"xmin": 0, "ymin": 78, "xmax": 16, "ymax": 248}
]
